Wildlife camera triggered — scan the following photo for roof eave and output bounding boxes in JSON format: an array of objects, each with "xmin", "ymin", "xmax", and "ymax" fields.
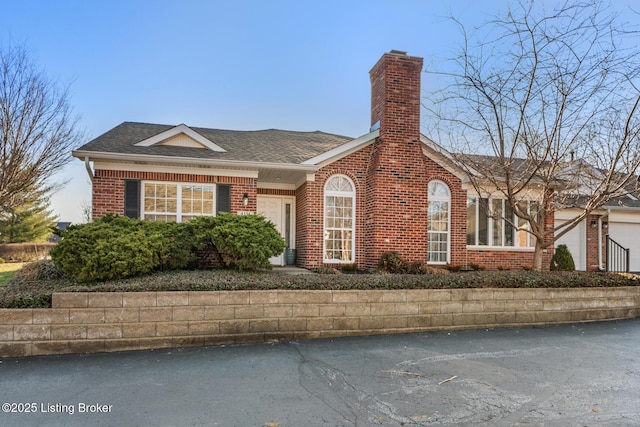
[
  {"xmin": 72, "ymin": 150, "xmax": 320, "ymax": 172},
  {"xmin": 302, "ymin": 129, "xmax": 379, "ymax": 166}
]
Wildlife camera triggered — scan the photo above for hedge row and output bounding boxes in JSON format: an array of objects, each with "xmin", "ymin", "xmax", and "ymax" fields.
[
  {"xmin": 50, "ymin": 214, "xmax": 285, "ymax": 282},
  {"xmin": 2, "ymin": 267, "xmax": 639, "ymax": 309},
  {"xmin": 0, "ymin": 242, "xmax": 57, "ymax": 262}
]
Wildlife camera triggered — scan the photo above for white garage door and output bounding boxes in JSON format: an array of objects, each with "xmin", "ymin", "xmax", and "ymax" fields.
[
  {"xmin": 554, "ymin": 219, "xmax": 586, "ymax": 271},
  {"xmin": 607, "ymin": 222, "xmax": 640, "ymax": 272}
]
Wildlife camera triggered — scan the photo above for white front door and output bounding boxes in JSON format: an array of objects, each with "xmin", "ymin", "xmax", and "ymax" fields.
[{"xmin": 257, "ymin": 196, "xmax": 295, "ymax": 266}]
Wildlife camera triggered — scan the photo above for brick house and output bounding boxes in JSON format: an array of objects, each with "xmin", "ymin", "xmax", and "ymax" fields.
[{"xmin": 74, "ymin": 50, "xmax": 568, "ymax": 270}]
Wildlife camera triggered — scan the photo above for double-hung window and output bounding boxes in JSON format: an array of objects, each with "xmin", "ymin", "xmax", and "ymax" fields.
[{"xmin": 142, "ymin": 182, "xmax": 216, "ymax": 222}]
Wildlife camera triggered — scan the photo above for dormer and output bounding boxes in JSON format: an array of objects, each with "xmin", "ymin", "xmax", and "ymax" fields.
[{"xmin": 134, "ymin": 124, "xmax": 226, "ymax": 152}]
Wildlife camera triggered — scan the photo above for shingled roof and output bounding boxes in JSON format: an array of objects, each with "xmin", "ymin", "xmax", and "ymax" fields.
[{"xmin": 75, "ymin": 122, "xmax": 354, "ymax": 164}]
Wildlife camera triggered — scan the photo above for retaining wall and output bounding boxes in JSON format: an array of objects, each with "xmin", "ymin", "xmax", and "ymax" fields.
[{"xmin": 1, "ymin": 287, "xmax": 639, "ymax": 357}]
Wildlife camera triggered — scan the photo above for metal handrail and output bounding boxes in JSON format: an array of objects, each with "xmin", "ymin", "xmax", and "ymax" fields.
[{"xmin": 606, "ymin": 235, "xmax": 630, "ymax": 273}]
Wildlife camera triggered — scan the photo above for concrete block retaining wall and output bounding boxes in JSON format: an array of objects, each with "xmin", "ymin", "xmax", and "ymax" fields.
[{"xmin": 1, "ymin": 287, "xmax": 639, "ymax": 357}]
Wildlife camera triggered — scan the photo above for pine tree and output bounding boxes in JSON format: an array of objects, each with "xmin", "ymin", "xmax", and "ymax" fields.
[{"xmin": 0, "ymin": 192, "xmax": 58, "ymax": 243}]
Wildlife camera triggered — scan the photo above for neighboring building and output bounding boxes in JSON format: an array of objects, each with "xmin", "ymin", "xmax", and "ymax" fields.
[
  {"xmin": 48, "ymin": 222, "xmax": 72, "ymax": 243},
  {"xmin": 73, "ymin": 50, "xmax": 636, "ymax": 271}
]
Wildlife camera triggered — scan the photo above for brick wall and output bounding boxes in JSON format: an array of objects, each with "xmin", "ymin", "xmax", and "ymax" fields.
[
  {"xmin": 586, "ymin": 214, "xmax": 607, "ymax": 272},
  {"xmin": 1, "ymin": 287, "xmax": 638, "ymax": 358},
  {"xmin": 92, "ymin": 170, "xmax": 257, "ymax": 219},
  {"xmin": 366, "ymin": 51, "xmax": 428, "ymax": 268},
  {"xmin": 296, "ymin": 146, "xmax": 373, "ymax": 269}
]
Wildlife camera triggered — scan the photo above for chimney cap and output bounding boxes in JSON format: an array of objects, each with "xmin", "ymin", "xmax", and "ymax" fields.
[{"xmin": 389, "ymin": 49, "xmax": 408, "ymax": 56}]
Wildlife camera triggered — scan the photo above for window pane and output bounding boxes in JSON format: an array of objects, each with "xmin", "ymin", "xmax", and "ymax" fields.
[
  {"xmin": 324, "ymin": 176, "xmax": 355, "ymax": 262},
  {"xmin": 492, "ymin": 199, "xmax": 503, "ymax": 246},
  {"xmin": 505, "ymin": 202, "xmax": 514, "ymax": 246},
  {"xmin": 428, "ymin": 184, "xmax": 450, "ymax": 263},
  {"xmin": 428, "ymin": 181, "xmax": 450, "ymax": 197},
  {"xmin": 467, "ymin": 198, "xmax": 477, "ymax": 245},
  {"xmin": 143, "ymin": 183, "xmax": 213, "ymax": 222},
  {"xmin": 478, "ymin": 198, "xmax": 489, "ymax": 245}
]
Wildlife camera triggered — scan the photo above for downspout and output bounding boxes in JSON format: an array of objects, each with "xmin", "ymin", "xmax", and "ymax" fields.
[{"xmin": 84, "ymin": 157, "xmax": 94, "ymax": 183}]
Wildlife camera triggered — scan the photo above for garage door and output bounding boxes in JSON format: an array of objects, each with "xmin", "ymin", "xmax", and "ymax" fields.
[
  {"xmin": 554, "ymin": 219, "xmax": 586, "ymax": 271},
  {"xmin": 607, "ymin": 222, "xmax": 640, "ymax": 272}
]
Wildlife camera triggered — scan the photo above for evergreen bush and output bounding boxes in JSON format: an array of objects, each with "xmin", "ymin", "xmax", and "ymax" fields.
[
  {"xmin": 191, "ymin": 213, "xmax": 285, "ymax": 270},
  {"xmin": 50, "ymin": 215, "xmax": 196, "ymax": 282},
  {"xmin": 379, "ymin": 252, "xmax": 407, "ymax": 273},
  {"xmin": 550, "ymin": 244, "xmax": 576, "ymax": 271}
]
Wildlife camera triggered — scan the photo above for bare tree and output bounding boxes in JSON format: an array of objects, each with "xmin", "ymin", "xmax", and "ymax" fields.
[
  {"xmin": 0, "ymin": 44, "xmax": 82, "ymax": 214},
  {"xmin": 80, "ymin": 200, "xmax": 92, "ymax": 224},
  {"xmin": 425, "ymin": 1, "xmax": 640, "ymax": 270}
]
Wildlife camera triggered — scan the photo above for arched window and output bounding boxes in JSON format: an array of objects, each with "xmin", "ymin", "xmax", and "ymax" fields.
[
  {"xmin": 428, "ymin": 181, "xmax": 450, "ymax": 264},
  {"xmin": 324, "ymin": 175, "xmax": 355, "ymax": 263}
]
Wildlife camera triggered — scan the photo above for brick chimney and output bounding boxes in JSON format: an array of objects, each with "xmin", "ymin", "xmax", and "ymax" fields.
[{"xmin": 365, "ymin": 50, "xmax": 428, "ymax": 268}]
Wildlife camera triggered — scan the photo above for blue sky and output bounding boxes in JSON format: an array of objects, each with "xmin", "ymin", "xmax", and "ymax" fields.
[{"xmin": 2, "ymin": 0, "xmax": 639, "ymax": 223}]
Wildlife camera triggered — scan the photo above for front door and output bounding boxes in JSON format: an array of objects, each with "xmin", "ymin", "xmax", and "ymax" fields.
[{"xmin": 257, "ymin": 196, "xmax": 294, "ymax": 266}]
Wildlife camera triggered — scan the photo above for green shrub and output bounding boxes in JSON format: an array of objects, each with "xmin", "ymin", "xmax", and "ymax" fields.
[
  {"xmin": 379, "ymin": 252, "xmax": 406, "ymax": 273},
  {"xmin": 446, "ymin": 264, "xmax": 463, "ymax": 272},
  {"xmin": 550, "ymin": 244, "xmax": 576, "ymax": 271},
  {"xmin": 50, "ymin": 215, "xmax": 196, "ymax": 282},
  {"xmin": 378, "ymin": 252, "xmax": 438, "ymax": 274},
  {"xmin": 191, "ymin": 213, "xmax": 285, "ymax": 270},
  {"xmin": 469, "ymin": 263, "xmax": 485, "ymax": 271},
  {"xmin": 141, "ymin": 221, "xmax": 197, "ymax": 271},
  {"xmin": 0, "ymin": 257, "xmax": 4, "ymax": 264},
  {"xmin": 340, "ymin": 263, "xmax": 358, "ymax": 273},
  {"xmin": 313, "ymin": 266, "xmax": 340, "ymax": 274}
]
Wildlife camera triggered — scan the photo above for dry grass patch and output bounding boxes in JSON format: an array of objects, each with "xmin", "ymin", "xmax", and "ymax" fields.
[{"xmin": 0, "ymin": 263, "xmax": 25, "ymax": 286}]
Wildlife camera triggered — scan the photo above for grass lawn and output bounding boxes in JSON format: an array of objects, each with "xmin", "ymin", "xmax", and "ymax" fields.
[{"xmin": 0, "ymin": 263, "xmax": 25, "ymax": 286}]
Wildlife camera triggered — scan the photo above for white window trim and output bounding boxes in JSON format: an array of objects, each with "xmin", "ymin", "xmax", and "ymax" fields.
[
  {"xmin": 141, "ymin": 181, "xmax": 217, "ymax": 222},
  {"xmin": 323, "ymin": 175, "xmax": 356, "ymax": 264},
  {"xmin": 427, "ymin": 180, "xmax": 451, "ymax": 265},
  {"xmin": 466, "ymin": 196, "xmax": 536, "ymax": 251}
]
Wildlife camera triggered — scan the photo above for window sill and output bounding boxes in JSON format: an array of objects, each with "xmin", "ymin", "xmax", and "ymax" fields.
[{"xmin": 467, "ymin": 246, "xmax": 534, "ymax": 252}]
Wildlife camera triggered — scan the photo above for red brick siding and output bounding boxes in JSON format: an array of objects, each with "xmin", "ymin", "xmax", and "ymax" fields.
[
  {"xmin": 295, "ymin": 182, "xmax": 310, "ymax": 266},
  {"xmin": 295, "ymin": 145, "xmax": 373, "ymax": 269},
  {"xmin": 92, "ymin": 169, "xmax": 257, "ymax": 219},
  {"xmin": 423, "ymin": 158, "xmax": 468, "ymax": 267},
  {"xmin": 467, "ymin": 250, "xmax": 538, "ymax": 271},
  {"xmin": 586, "ymin": 214, "xmax": 607, "ymax": 271},
  {"xmin": 365, "ymin": 52, "xmax": 427, "ymax": 268}
]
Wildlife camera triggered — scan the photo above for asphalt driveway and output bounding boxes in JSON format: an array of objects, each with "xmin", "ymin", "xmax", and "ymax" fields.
[{"xmin": 1, "ymin": 319, "xmax": 639, "ymax": 426}]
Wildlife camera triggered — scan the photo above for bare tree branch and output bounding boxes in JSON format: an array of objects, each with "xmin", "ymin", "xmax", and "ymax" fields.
[
  {"xmin": 0, "ymin": 44, "xmax": 83, "ymax": 213},
  {"xmin": 424, "ymin": 0, "xmax": 640, "ymax": 270}
]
